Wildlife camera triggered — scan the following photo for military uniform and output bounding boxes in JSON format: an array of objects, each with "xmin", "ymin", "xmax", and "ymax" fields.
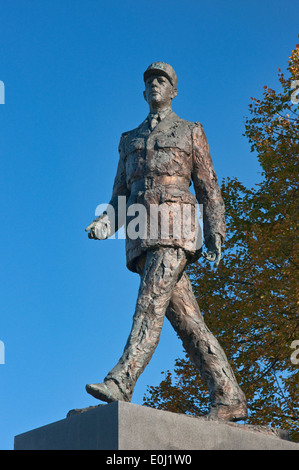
[
  {"xmin": 110, "ymin": 109, "xmax": 226, "ymax": 273},
  {"xmin": 86, "ymin": 63, "xmax": 247, "ymax": 421}
]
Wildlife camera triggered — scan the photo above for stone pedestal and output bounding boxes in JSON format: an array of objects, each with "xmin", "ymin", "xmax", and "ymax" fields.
[{"xmin": 14, "ymin": 401, "xmax": 299, "ymax": 450}]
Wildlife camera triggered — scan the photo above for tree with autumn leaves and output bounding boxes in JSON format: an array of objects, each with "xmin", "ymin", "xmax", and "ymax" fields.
[{"xmin": 143, "ymin": 43, "xmax": 299, "ymax": 441}]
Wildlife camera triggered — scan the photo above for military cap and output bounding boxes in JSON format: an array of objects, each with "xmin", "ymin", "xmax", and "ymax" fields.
[{"xmin": 143, "ymin": 62, "xmax": 178, "ymax": 88}]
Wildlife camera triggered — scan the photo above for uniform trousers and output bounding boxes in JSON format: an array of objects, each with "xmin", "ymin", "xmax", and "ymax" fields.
[{"xmin": 105, "ymin": 246, "xmax": 243, "ymax": 406}]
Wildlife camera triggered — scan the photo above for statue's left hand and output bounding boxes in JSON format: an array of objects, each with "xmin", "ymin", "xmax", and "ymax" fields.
[{"xmin": 202, "ymin": 233, "xmax": 222, "ymax": 267}]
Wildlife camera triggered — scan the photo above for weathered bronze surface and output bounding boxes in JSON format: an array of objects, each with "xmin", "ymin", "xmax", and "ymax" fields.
[{"xmin": 85, "ymin": 62, "xmax": 247, "ymax": 421}]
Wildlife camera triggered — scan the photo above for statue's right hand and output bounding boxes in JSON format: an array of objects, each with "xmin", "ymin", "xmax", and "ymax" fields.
[{"xmin": 85, "ymin": 215, "xmax": 111, "ymax": 240}]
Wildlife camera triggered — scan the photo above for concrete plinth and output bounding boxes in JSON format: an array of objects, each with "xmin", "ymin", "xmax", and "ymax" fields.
[{"xmin": 14, "ymin": 401, "xmax": 299, "ymax": 450}]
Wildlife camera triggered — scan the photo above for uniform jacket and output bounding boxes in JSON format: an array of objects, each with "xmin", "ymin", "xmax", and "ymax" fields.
[{"xmin": 106, "ymin": 110, "xmax": 226, "ymax": 273}]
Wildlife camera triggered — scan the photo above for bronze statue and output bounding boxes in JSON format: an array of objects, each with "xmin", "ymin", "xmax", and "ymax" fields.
[{"xmin": 85, "ymin": 62, "xmax": 247, "ymax": 421}]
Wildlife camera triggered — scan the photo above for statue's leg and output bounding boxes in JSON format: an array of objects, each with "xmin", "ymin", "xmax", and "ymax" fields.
[
  {"xmin": 166, "ymin": 272, "xmax": 247, "ymax": 421},
  {"xmin": 86, "ymin": 247, "xmax": 187, "ymax": 402}
]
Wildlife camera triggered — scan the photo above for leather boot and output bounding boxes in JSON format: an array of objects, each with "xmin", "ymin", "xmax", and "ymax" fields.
[
  {"xmin": 85, "ymin": 379, "xmax": 130, "ymax": 403},
  {"xmin": 207, "ymin": 399, "xmax": 248, "ymax": 422}
]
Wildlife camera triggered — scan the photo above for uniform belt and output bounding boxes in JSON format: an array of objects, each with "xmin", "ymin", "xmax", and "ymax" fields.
[{"xmin": 130, "ymin": 176, "xmax": 190, "ymax": 192}]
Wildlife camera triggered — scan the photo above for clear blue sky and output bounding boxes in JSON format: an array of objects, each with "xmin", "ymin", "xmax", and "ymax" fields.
[{"xmin": 0, "ymin": 0, "xmax": 298, "ymax": 450}]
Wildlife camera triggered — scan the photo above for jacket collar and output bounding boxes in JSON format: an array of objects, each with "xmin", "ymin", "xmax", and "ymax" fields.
[{"xmin": 140, "ymin": 110, "xmax": 181, "ymax": 134}]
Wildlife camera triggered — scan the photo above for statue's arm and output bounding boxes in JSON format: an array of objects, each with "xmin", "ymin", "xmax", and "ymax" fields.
[
  {"xmin": 85, "ymin": 135, "xmax": 129, "ymax": 239},
  {"xmin": 191, "ymin": 122, "xmax": 226, "ymax": 265},
  {"xmin": 107, "ymin": 134, "xmax": 129, "ymax": 230}
]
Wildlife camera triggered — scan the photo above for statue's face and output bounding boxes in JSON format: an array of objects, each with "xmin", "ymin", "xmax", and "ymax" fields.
[{"xmin": 143, "ymin": 73, "xmax": 177, "ymax": 109}]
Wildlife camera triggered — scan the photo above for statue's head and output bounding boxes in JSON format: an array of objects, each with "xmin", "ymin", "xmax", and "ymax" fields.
[{"xmin": 143, "ymin": 62, "xmax": 178, "ymax": 111}]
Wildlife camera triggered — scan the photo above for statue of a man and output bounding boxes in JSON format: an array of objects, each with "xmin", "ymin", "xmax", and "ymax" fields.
[{"xmin": 85, "ymin": 62, "xmax": 247, "ymax": 421}]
